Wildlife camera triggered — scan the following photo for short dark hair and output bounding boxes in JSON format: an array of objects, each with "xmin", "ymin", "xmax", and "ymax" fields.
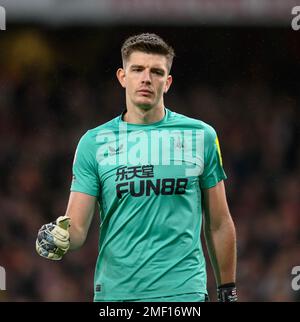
[{"xmin": 121, "ymin": 33, "xmax": 175, "ymax": 72}]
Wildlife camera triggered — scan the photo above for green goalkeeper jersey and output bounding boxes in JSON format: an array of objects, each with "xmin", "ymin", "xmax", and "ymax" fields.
[{"xmin": 70, "ymin": 108, "xmax": 227, "ymax": 301}]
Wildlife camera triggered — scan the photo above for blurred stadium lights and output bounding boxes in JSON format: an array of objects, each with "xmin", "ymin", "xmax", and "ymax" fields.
[{"xmin": 0, "ymin": 0, "xmax": 298, "ymax": 26}]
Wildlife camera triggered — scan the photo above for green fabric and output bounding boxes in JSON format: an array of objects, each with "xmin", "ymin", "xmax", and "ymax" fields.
[
  {"xmin": 70, "ymin": 108, "xmax": 226, "ymax": 301},
  {"xmin": 96, "ymin": 292, "xmax": 206, "ymax": 302}
]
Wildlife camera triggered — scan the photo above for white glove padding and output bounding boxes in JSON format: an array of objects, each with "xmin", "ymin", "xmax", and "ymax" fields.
[{"xmin": 36, "ymin": 216, "xmax": 71, "ymax": 260}]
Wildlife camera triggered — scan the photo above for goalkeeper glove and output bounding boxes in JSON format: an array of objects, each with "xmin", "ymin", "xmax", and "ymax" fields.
[
  {"xmin": 217, "ymin": 283, "xmax": 237, "ymax": 302},
  {"xmin": 36, "ymin": 216, "xmax": 71, "ymax": 260}
]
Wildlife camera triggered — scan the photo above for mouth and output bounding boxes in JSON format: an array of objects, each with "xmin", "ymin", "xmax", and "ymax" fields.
[{"xmin": 137, "ymin": 89, "xmax": 153, "ymax": 96}]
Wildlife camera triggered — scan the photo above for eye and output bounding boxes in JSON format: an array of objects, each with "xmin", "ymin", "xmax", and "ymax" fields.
[
  {"xmin": 132, "ymin": 67, "xmax": 142, "ymax": 72},
  {"xmin": 152, "ymin": 70, "xmax": 164, "ymax": 76}
]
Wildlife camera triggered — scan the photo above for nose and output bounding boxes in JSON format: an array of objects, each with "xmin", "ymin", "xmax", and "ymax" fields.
[{"xmin": 141, "ymin": 69, "xmax": 151, "ymax": 85}]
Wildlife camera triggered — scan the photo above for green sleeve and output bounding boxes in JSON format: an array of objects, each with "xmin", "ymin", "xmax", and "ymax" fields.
[
  {"xmin": 70, "ymin": 131, "xmax": 100, "ymax": 197},
  {"xmin": 199, "ymin": 125, "xmax": 227, "ymax": 189}
]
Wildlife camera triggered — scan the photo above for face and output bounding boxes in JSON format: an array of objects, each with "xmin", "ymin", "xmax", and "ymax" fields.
[{"xmin": 117, "ymin": 51, "xmax": 172, "ymax": 111}]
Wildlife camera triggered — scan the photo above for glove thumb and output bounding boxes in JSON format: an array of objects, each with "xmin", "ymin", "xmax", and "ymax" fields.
[{"xmin": 56, "ymin": 216, "xmax": 71, "ymax": 231}]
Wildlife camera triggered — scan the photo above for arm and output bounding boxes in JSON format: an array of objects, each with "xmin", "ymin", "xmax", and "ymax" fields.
[
  {"xmin": 203, "ymin": 180, "xmax": 237, "ymax": 289},
  {"xmin": 65, "ymin": 191, "xmax": 97, "ymax": 250},
  {"xmin": 36, "ymin": 131, "xmax": 99, "ymax": 260},
  {"xmin": 36, "ymin": 191, "xmax": 97, "ymax": 260}
]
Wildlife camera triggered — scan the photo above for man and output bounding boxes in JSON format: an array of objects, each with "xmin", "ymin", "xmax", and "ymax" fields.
[{"xmin": 36, "ymin": 33, "xmax": 237, "ymax": 302}]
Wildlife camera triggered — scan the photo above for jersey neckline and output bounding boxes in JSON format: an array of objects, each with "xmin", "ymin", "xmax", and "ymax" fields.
[{"xmin": 118, "ymin": 108, "xmax": 170, "ymax": 127}]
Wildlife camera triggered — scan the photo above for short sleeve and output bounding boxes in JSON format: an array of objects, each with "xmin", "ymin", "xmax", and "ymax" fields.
[
  {"xmin": 70, "ymin": 131, "xmax": 100, "ymax": 197},
  {"xmin": 199, "ymin": 126, "xmax": 227, "ymax": 189}
]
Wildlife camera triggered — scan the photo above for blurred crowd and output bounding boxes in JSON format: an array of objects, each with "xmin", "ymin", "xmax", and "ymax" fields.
[{"xmin": 0, "ymin": 27, "xmax": 299, "ymax": 301}]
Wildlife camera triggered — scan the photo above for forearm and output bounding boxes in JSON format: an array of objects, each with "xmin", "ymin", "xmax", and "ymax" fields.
[
  {"xmin": 69, "ymin": 224, "xmax": 88, "ymax": 250},
  {"xmin": 65, "ymin": 192, "xmax": 96, "ymax": 251},
  {"xmin": 205, "ymin": 216, "xmax": 236, "ymax": 286}
]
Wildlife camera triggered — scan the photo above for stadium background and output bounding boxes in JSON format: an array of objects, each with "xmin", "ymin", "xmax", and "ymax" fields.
[{"xmin": 0, "ymin": 0, "xmax": 299, "ymax": 301}]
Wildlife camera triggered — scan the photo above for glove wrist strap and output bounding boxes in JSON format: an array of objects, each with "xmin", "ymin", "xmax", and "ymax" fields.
[{"xmin": 217, "ymin": 283, "xmax": 237, "ymax": 302}]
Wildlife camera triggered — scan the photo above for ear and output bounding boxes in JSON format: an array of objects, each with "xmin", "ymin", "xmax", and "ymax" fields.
[
  {"xmin": 116, "ymin": 68, "xmax": 126, "ymax": 88},
  {"xmin": 164, "ymin": 74, "xmax": 173, "ymax": 93}
]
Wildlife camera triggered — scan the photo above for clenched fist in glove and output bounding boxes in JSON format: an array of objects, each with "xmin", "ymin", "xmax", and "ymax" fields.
[{"xmin": 36, "ymin": 216, "xmax": 71, "ymax": 260}]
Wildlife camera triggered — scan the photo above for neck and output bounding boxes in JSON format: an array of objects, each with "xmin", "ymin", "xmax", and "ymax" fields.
[{"xmin": 123, "ymin": 105, "xmax": 165, "ymax": 124}]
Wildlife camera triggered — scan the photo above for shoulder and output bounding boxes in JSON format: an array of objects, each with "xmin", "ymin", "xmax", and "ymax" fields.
[
  {"xmin": 78, "ymin": 115, "xmax": 120, "ymax": 145},
  {"xmin": 168, "ymin": 109, "xmax": 217, "ymax": 138},
  {"xmin": 86, "ymin": 116, "xmax": 120, "ymax": 139}
]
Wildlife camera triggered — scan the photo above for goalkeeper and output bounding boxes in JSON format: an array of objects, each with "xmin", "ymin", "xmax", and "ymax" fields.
[{"xmin": 36, "ymin": 33, "xmax": 237, "ymax": 302}]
